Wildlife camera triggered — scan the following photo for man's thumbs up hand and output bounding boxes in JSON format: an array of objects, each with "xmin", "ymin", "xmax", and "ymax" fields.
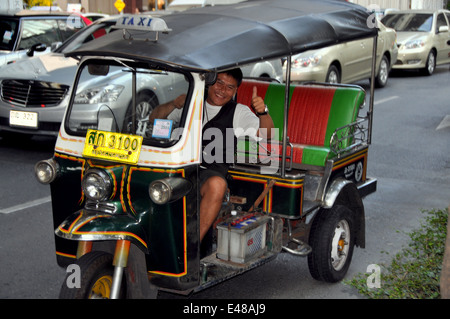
[{"xmin": 251, "ymin": 86, "xmax": 265, "ymax": 114}]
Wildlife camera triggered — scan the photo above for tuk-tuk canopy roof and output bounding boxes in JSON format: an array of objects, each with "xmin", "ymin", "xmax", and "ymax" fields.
[{"xmin": 67, "ymin": 0, "xmax": 378, "ymax": 72}]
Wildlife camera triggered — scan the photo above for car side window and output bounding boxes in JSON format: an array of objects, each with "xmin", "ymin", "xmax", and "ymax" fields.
[
  {"xmin": 0, "ymin": 20, "xmax": 18, "ymax": 51},
  {"xmin": 446, "ymin": 13, "xmax": 450, "ymax": 26},
  {"xmin": 18, "ymin": 19, "xmax": 60, "ymax": 50},
  {"xmin": 436, "ymin": 14, "xmax": 447, "ymax": 33}
]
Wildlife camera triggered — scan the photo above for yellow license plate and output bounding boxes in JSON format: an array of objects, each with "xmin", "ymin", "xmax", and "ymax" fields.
[{"xmin": 82, "ymin": 130, "xmax": 143, "ymax": 164}]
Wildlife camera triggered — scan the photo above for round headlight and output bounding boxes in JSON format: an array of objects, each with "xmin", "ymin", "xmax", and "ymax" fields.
[
  {"xmin": 82, "ymin": 169, "xmax": 113, "ymax": 201},
  {"xmin": 35, "ymin": 159, "xmax": 59, "ymax": 184},
  {"xmin": 149, "ymin": 177, "xmax": 192, "ymax": 205},
  {"xmin": 149, "ymin": 180, "xmax": 171, "ymax": 204}
]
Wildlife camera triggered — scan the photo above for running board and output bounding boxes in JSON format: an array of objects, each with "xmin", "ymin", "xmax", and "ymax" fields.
[{"xmin": 282, "ymin": 237, "xmax": 312, "ymax": 256}]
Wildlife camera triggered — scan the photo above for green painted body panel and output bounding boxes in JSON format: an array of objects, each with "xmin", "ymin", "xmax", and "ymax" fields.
[{"xmin": 52, "ymin": 153, "xmax": 198, "ymax": 278}]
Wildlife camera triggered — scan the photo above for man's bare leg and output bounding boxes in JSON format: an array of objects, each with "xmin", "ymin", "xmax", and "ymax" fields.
[{"xmin": 199, "ymin": 175, "xmax": 227, "ymax": 242}]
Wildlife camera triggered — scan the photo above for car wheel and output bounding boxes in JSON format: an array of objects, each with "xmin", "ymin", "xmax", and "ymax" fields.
[
  {"xmin": 422, "ymin": 51, "xmax": 436, "ymax": 76},
  {"xmin": 325, "ymin": 65, "xmax": 340, "ymax": 84},
  {"xmin": 375, "ymin": 55, "xmax": 389, "ymax": 88},
  {"xmin": 122, "ymin": 92, "xmax": 158, "ymax": 134}
]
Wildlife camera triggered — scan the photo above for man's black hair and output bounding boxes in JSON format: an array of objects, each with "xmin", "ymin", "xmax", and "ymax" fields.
[{"xmin": 223, "ymin": 68, "xmax": 243, "ymax": 87}]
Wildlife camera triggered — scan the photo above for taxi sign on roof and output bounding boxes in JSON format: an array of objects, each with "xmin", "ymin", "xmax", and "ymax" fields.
[{"xmin": 115, "ymin": 15, "xmax": 171, "ymax": 32}]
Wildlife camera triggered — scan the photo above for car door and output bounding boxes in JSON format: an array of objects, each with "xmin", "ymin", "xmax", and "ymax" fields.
[
  {"xmin": 340, "ymin": 37, "xmax": 372, "ymax": 83},
  {"xmin": 434, "ymin": 13, "xmax": 450, "ymax": 65},
  {"xmin": 443, "ymin": 13, "xmax": 450, "ymax": 64}
]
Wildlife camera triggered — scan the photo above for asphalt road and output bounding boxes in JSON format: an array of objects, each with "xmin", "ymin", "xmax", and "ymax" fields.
[{"xmin": 0, "ymin": 65, "xmax": 449, "ymax": 300}]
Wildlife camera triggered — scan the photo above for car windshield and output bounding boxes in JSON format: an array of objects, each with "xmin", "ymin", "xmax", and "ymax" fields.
[
  {"xmin": 66, "ymin": 59, "xmax": 191, "ymax": 148},
  {"xmin": 0, "ymin": 18, "xmax": 20, "ymax": 51},
  {"xmin": 17, "ymin": 17, "xmax": 84, "ymax": 50},
  {"xmin": 381, "ymin": 13, "xmax": 433, "ymax": 32},
  {"xmin": 56, "ymin": 20, "xmax": 117, "ymax": 53}
]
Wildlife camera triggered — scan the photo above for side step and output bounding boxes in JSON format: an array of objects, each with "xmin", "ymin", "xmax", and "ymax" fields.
[{"xmin": 282, "ymin": 237, "xmax": 312, "ymax": 256}]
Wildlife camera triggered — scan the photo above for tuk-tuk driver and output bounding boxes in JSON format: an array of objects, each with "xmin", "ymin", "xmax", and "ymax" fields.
[{"xmin": 150, "ymin": 69, "xmax": 274, "ymax": 242}]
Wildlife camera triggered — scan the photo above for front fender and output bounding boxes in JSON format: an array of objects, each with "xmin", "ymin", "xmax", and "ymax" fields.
[
  {"xmin": 55, "ymin": 209, "xmax": 148, "ymax": 253},
  {"xmin": 323, "ymin": 178, "xmax": 366, "ymax": 248},
  {"xmin": 323, "ymin": 178, "xmax": 352, "ymax": 209}
]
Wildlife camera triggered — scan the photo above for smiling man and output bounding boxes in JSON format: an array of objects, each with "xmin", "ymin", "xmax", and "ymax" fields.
[{"xmin": 150, "ymin": 68, "xmax": 274, "ymax": 242}]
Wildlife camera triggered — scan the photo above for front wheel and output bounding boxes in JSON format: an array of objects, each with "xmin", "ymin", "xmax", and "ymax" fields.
[
  {"xmin": 307, "ymin": 205, "xmax": 355, "ymax": 283},
  {"xmin": 422, "ymin": 51, "xmax": 436, "ymax": 76},
  {"xmin": 325, "ymin": 65, "xmax": 340, "ymax": 84},
  {"xmin": 59, "ymin": 251, "xmax": 125, "ymax": 299}
]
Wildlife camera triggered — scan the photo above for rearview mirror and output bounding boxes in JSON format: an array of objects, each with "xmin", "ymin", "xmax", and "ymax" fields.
[
  {"xmin": 88, "ymin": 64, "xmax": 110, "ymax": 76},
  {"xmin": 27, "ymin": 43, "xmax": 47, "ymax": 57}
]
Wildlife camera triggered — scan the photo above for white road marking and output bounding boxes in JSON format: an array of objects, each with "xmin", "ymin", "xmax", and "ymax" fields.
[
  {"xmin": 436, "ymin": 115, "xmax": 450, "ymax": 131},
  {"xmin": 0, "ymin": 196, "xmax": 51, "ymax": 214},
  {"xmin": 374, "ymin": 96, "xmax": 399, "ymax": 105}
]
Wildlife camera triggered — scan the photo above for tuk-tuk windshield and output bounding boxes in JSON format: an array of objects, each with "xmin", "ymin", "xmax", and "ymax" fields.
[{"xmin": 65, "ymin": 59, "xmax": 191, "ymax": 147}]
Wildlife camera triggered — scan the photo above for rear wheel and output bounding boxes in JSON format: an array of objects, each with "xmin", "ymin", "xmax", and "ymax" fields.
[
  {"xmin": 59, "ymin": 251, "xmax": 125, "ymax": 299},
  {"xmin": 375, "ymin": 55, "xmax": 389, "ymax": 88},
  {"xmin": 307, "ymin": 205, "xmax": 355, "ymax": 283}
]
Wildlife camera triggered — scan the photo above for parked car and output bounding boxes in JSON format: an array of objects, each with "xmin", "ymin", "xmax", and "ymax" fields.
[
  {"xmin": 0, "ymin": 15, "xmax": 282, "ymax": 138},
  {"xmin": 381, "ymin": 9, "xmax": 450, "ymax": 75},
  {"xmin": 0, "ymin": 17, "xmax": 118, "ymax": 138},
  {"xmin": 282, "ymin": 21, "xmax": 398, "ymax": 88},
  {"xmin": 0, "ymin": 10, "xmax": 90, "ymax": 68}
]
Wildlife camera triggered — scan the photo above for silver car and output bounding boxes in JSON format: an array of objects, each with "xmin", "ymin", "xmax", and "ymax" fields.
[
  {"xmin": 381, "ymin": 9, "xmax": 450, "ymax": 75},
  {"xmin": 282, "ymin": 21, "xmax": 398, "ymax": 88},
  {"xmin": 0, "ymin": 18, "xmax": 120, "ymax": 138},
  {"xmin": 0, "ymin": 10, "xmax": 89, "ymax": 68}
]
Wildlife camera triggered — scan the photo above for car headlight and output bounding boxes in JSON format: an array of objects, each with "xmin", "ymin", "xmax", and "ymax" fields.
[
  {"xmin": 404, "ymin": 39, "xmax": 425, "ymax": 49},
  {"xmin": 74, "ymin": 84, "xmax": 124, "ymax": 104},
  {"xmin": 82, "ymin": 169, "xmax": 113, "ymax": 201},
  {"xmin": 293, "ymin": 54, "xmax": 322, "ymax": 67},
  {"xmin": 149, "ymin": 177, "xmax": 192, "ymax": 205},
  {"xmin": 34, "ymin": 158, "xmax": 59, "ymax": 184}
]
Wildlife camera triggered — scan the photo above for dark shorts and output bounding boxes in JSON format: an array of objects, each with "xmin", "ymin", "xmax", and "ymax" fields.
[{"xmin": 199, "ymin": 166, "xmax": 227, "ymax": 188}]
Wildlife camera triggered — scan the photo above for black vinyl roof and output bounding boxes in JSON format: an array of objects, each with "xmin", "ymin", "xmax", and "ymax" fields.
[{"xmin": 66, "ymin": 0, "xmax": 378, "ymax": 72}]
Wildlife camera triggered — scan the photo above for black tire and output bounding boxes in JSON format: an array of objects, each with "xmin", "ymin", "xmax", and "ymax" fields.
[
  {"xmin": 325, "ymin": 65, "xmax": 340, "ymax": 84},
  {"xmin": 59, "ymin": 251, "xmax": 125, "ymax": 299},
  {"xmin": 421, "ymin": 50, "xmax": 436, "ymax": 76},
  {"xmin": 307, "ymin": 205, "xmax": 355, "ymax": 283},
  {"xmin": 375, "ymin": 55, "xmax": 389, "ymax": 88},
  {"xmin": 122, "ymin": 91, "xmax": 158, "ymax": 133}
]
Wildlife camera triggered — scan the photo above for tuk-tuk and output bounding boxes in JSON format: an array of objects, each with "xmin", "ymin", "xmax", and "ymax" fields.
[{"xmin": 34, "ymin": 0, "xmax": 378, "ymax": 298}]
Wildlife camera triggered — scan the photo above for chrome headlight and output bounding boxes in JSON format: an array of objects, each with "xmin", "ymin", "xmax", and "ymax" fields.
[
  {"xmin": 82, "ymin": 169, "xmax": 113, "ymax": 201},
  {"xmin": 149, "ymin": 177, "xmax": 192, "ymax": 205},
  {"xmin": 34, "ymin": 158, "xmax": 59, "ymax": 184},
  {"xmin": 74, "ymin": 84, "xmax": 124, "ymax": 104},
  {"xmin": 404, "ymin": 39, "xmax": 425, "ymax": 49}
]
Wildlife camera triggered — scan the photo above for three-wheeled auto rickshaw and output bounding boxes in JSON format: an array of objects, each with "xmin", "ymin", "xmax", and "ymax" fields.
[{"xmin": 35, "ymin": 0, "xmax": 378, "ymax": 298}]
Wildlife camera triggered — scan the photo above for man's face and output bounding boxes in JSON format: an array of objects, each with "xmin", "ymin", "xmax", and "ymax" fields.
[{"xmin": 206, "ymin": 73, "xmax": 238, "ymax": 106}]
